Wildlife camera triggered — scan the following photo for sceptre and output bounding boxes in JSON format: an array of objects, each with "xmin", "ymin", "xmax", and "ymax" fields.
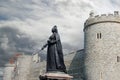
[{"xmin": 32, "ymin": 42, "xmax": 48, "ymax": 55}]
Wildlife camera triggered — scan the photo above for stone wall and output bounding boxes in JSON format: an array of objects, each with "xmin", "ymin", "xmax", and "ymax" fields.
[
  {"xmin": 14, "ymin": 55, "xmax": 32, "ymax": 80},
  {"xmin": 84, "ymin": 11, "xmax": 120, "ymax": 80},
  {"xmin": 84, "ymin": 11, "xmax": 120, "ymax": 31},
  {"xmin": 28, "ymin": 53, "xmax": 41, "ymax": 80},
  {"xmin": 38, "ymin": 49, "xmax": 85, "ymax": 80},
  {"xmin": 3, "ymin": 64, "xmax": 15, "ymax": 80},
  {"xmin": 64, "ymin": 49, "xmax": 85, "ymax": 80}
]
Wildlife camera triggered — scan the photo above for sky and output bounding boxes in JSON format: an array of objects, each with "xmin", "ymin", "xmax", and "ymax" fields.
[{"xmin": 0, "ymin": 0, "xmax": 120, "ymax": 79}]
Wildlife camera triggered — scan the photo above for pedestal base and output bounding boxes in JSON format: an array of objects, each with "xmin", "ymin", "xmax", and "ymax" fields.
[{"xmin": 39, "ymin": 71, "xmax": 73, "ymax": 80}]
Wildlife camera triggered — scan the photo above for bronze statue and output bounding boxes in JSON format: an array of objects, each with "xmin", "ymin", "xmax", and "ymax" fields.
[{"xmin": 41, "ymin": 25, "xmax": 67, "ymax": 73}]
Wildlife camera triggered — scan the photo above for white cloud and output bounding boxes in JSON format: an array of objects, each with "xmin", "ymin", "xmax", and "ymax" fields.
[
  {"xmin": 0, "ymin": 35, "xmax": 9, "ymax": 50},
  {"xmin": 0, "ymin": 0, "xmax": 120, "ymax": 55},
  {"xmin": 0, "ymin": 0, "xmax": 120, "ymax": 77}
]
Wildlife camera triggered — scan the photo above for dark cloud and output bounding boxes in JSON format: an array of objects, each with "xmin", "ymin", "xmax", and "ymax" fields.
[
  {"xmin": 0, "ymin": 0, "xmax": 60, "ymax": 21},
  {"xmin": 0, "ymin": 0, "xmax": 118, "ymax": 66},
  {"xmin": 0, "ymin": 27, "xmax": 44, "ymax": 67},
  {"xmin": 0, "ymin": 0, "xmax": 119, "ymax": 77},
  {"xmin": 0, "ymin": 67, "xmax": 3, "ymax": 80},
  {"xmin": 0, "ymin": 0, "xmax": 33, "ymax": 20}
]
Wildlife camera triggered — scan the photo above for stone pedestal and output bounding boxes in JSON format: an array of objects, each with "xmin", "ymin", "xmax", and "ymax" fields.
[{"xmin": 39, "ymin": 71, "xmax": 73, "ymax": 80}]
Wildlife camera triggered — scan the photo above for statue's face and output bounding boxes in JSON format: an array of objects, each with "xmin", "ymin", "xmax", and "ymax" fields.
[{"xmin": 52, "ymin": 26, "xmax": 58, "ymax": 33}]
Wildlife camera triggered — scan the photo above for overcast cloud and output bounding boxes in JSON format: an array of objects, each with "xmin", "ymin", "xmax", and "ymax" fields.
[{"xmin": 0, "ymin": 0, "xmax": 120, "ymax": 78}]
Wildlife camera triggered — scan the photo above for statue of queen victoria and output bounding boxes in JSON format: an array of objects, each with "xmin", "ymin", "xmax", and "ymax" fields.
[{"xmin": 41, "ymin": 25, "xmax": 67, "ymax": 73}]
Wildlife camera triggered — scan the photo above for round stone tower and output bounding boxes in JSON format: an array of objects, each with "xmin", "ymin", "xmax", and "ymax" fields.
[{"xmin": 84, "ymin": 11, "xmax": 120, "ymax": 80}]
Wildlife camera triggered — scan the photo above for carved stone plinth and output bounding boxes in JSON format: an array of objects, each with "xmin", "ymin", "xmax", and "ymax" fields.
[{"xmin": 39, "ymin": 71, "xmax": 73, "ymax": 80}]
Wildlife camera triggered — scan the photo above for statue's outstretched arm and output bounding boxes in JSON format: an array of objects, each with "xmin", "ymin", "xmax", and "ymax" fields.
[{"xmin": 41, "ymin": 43, "xmax": 48, "ymax": 50}]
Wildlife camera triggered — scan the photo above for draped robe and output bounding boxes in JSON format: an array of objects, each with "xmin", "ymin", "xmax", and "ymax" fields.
[{"xmin": 47, "ymin": 32, "xmax": 66, "ymax": 73}]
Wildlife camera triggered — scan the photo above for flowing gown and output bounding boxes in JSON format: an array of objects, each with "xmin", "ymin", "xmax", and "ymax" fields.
[{"xmin": 47, "ymin": 32, "xmax": 66, "ymax": 73}]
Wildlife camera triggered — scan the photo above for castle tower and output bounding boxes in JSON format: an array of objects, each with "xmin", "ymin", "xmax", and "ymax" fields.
[
  {"xmin": 84, "ymin": 11, "xmax": 120, "ymax": 80},
  {"xmin": 15, "ymin": 55, "xmax": 32, "ymax": 80},
  {"xmin": 3, "ymin": 63, "xmax": 15, "ymax": 80}
]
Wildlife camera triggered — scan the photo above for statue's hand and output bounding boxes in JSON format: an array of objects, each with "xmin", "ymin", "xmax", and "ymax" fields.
[
  {"xmin": 41, "ymin": 47, "xmax": 44, "ymax": 50},
  {"xmin": 41, "ymin": 43, "xmax": 48, "ymax": 50},
  {"xmin": 47, "ymin": 40, "xmax": 50, "ymax": 44}
]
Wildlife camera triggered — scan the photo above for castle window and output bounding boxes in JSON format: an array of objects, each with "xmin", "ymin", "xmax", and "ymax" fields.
[
  {"xmin": 97, "ymin": 33, "xmax": 102, "ymax": 39},
  {"xmin": 100, "ymin": 33, "xmax": 102, "ymax": 39},
  {"xmin": 117, "ymin": 56, "xmax": 120, "ymax": 62},
  {"xmin": 97, "ymin": 33, "xmax": 99, "ymax": 39}
]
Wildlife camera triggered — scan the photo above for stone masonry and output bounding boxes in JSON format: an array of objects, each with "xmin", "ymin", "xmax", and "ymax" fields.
[{"xmin": 84, "ymin": 11, "xmax": 120, "ymax": 80}]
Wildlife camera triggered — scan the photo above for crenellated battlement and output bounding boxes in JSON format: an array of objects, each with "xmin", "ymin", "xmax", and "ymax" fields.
[{"xmin": 84, "ymin": 11, "xmax": 120, "ymax": 31}]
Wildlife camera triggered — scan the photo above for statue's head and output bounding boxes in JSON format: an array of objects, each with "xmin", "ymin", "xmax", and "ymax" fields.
[{"xmin": 52, "ymin": 25, "xmax": 58, "ymax": 33}]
